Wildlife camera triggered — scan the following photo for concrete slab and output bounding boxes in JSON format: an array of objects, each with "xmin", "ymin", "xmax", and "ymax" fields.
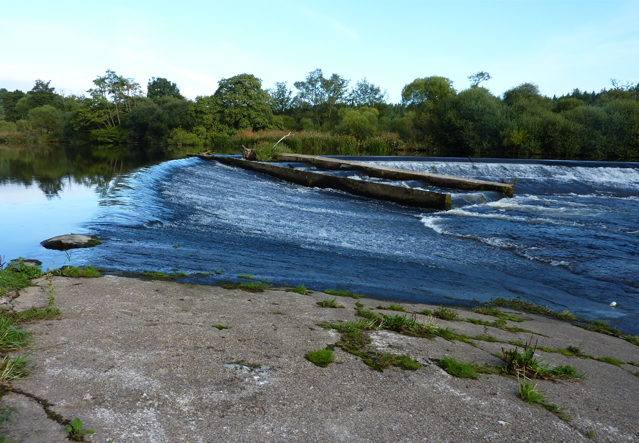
[{"xmin": 2, "ymin": 276, "xmax": 638, "ymax": 442}]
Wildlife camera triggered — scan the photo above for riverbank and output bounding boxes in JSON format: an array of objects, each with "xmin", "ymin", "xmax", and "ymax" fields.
[{"xmin": 2, "ymin": 275, "xmax": 638, "ymax": 442}]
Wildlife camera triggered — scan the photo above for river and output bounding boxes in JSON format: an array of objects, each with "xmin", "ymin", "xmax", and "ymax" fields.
[{"xmin": 1, "ymin": 146, "xmax": 638, "ymax": 334}]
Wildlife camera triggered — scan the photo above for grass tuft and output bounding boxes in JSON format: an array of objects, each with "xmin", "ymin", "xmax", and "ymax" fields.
[
  {"xmin": 292, "ymin": 285, "xmax": 309, "ymax": 295},
  {"xmin": 0, "ymin": 355, "xmax": 31, "ymax": 382},
  {"xmin": 213, "ymin": 324, "xmax": 229, "ymax": 330}
]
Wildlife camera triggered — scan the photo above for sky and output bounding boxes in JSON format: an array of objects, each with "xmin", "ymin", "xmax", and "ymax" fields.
[{"xmin": 1, "ymin": 0, "xmax": 638, "ymax": 103}]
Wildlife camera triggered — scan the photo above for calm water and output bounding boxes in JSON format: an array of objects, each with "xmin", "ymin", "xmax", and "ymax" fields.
[{"xmin": 1, "ymin": 146, "xmax": 638, "ymax": 334}]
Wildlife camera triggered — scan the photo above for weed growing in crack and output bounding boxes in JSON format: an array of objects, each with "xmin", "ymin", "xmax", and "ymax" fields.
[
  {"xmin": 488, "ymin": 297, "xmax": 576, "ymax": 322},
  {"xmin": 517, "ymin": 377, "xmax": 570, "ymax": 420},
  {"xmin": 324, "ymin": 289, "xmax": 363, "ymax": 299},
  {"xmin": 317, "ymin": 298, "xmax": 343, "ymax": 308},
  {"xmin": 471, "ymin": 306, "xmax": 523, "ymax": 322},
  {"xmin": 213, "ymin": 324, "xmax": 229, "ymax": 330},
  {"xmin": 433, "ymin": 306, "xmax": 459, "ymax": 321},
  {"xmin": 305, "ymin": 347, "xmax": 334, "ymax": 367},
  {"xmin": 377, "ymin": 304, "xmax": 408, "ymax": 312},
  {"xmin": 518, "ymin": 378, "xmax": 545, "ymax": 404},
  {"xmin": 501, "ymin": 338, "xmax": 583, "ymax": 380},
  {"xmin": 66, "ymin": 417, "xmax": 94, "ymax": 441}
]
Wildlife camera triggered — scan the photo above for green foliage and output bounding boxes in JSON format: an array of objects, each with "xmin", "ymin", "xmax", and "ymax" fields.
[
  {"xmin": 334, "ymin": 106, "xmax": 379, "ymax": 140},
  {"xmin": 237, "ymin": 274, "xmax": 255, "ymax": 280},
  {"xmin": 305, "ymin": 347, "xmax": 334, "ymax": 367},
  {"xmin": 147, "ymin": 77, "xmax": 184, "ymax": 101},
  {"xmin": 324, "ymin": 289, "xmax": 362, "ymax": 299},
  {"xmin": 0, "ymin": 259, "xmax": 42, "ymax": 296},
  {"xmin": 212, "ymin": 73, "xmax": 281, "ymax": 132},
  {"xmin": 66, "ymin": 417, "xmax": 95, "ymax": 441},
  {"xmin": 213, "ymin": 324, "xmax": 229, "ymax": 330},
  {"xmin": 252, "ymin": 140, "xmax": 292, "ymax": 162}
]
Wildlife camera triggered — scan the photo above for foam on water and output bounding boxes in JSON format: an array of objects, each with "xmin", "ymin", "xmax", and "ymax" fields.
[{"xmin": 59, "ymin": 157, "xmax": 639, "ymax": 334}]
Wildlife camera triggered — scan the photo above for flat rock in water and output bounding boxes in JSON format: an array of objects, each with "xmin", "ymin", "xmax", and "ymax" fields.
[{"xmin": 40, "ymin": 234, "xmax": 102, "ymax": 251}]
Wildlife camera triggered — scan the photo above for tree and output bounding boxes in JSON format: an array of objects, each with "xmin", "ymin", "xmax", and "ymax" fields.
[
  {"xmin": 28, "ymin": 105, "xmax": 63, "ymax": 135},
  {"xmin": 468, "ymin": 71, "xmax": 492, "ymax": 88},
  {"xmin": 349, "ymin": 78, "xmax": 387, "ymax": 107},
  {"xmin": 294, "ymin": 69, "xmax": 350, "ymax": 126},
  {"xmin": 435, "ymin": 87, "xmax": 509, "ymax": 157},
  {"xmin": 268, "ymin": 82, "xmax": 293, "ymax": 114},
  {"xmin": 87, "ymin": 70, "xmax": 142, "ymax": 127},
  {"xmin": 402, "ymin": 76, "xmax": 456, "ymax": 110},
  {"xmin": 147, "ymin": 77, "xmax": 184, "ymax": 101},
  {"xmin": 401, "ymin": 76, "xmax": 456, "ymax": 151},
  {"xmin": 28, "ymin": 80, "xmax": 59, "ymax": 108},
  {"xmin": 2, "ymin": 90, "xmax": 26, "ymax": 122},
  {"xmin": 212, "ymin": 73, "xmax": 279, "ymax": 132},
  {"xmin": 334, "ymin": 106, "xmax": 379, "ymax": 140}
]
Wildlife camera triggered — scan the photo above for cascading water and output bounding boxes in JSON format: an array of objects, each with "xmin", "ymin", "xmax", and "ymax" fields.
[{"xmin": 3, "ymin": 156, "xmax": 638, "ymax": 333}]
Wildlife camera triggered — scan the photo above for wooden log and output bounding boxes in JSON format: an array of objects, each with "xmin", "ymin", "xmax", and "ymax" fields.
[
  {"xmin": 196, "ymin": 154, "xmax": 452, "ymax": 210},
  {"xmin": 277, "ymin": 153, "xmax": 514, "ymax": 197}
]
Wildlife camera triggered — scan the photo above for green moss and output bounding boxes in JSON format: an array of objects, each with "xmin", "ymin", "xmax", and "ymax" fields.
[
  {"xmin": 292, "ymin": 285, "xmax": 309, "ymax": 295},
  {"xmin": 488, "ymin": 297, "xmax": 576, "ymax": 322},
  {"xmin": 238, "ymin": 274, "xmax": 255, "ymax": 280},
  {"xmin": 433, "ymin": 306, "xmax": 459, "ymax": 321},
  {"xmin": 437, "ymin": 356, "xmax": 481, "ymax": 379},
  {"xmin": 220, "ymin": 281, "xmax": 270, "ymax": 292},
  {"xmin": 376, "ymin": 304, "xmax": 408, "ymax": 312},
  {"xmin": 305, "ymin": 348, "xmax": 334, "ymax": 367},
  {"xmin": 52, "ymin": 266, "xmax": 102, "ymax": 278},
  {"xmin": 213, "ymin": 324, "xmax": 229, "ymax": 330},
  {"xmin": 325, "ymin": 289, "xmax": 363, "ymax": 299},
  {"xmin": 317, "ymin": 297, "xmax": 344, "ymax": 308},
  {"xmin": 595, "ymin": 356, "xmax": 622, "ymax": 367}
]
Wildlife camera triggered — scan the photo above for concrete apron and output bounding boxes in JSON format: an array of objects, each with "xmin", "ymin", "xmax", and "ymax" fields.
[{"xmin": 3, "ymin": 276, "xmax": 639, "ymax": 442}]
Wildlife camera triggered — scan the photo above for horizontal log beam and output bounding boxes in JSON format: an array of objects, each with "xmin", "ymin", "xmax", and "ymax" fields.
[
  {"xmin": 278, "ymin": 153, "xmax": 514, "ymax": 197},
  {"xmin": 195, "ymin": 154, "xmax": 451, "ymax": 210}
]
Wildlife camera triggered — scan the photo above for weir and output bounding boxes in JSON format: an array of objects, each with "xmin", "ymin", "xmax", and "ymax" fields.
[
  {"xmin": 193, "ymin": 154, "xmax": 452, "ymax": 210},
  {"xmin": 278, "ymin": 153, "xmax": 515, "ymax": 197}
]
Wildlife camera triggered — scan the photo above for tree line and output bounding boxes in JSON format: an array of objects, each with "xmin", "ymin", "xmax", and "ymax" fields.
[{"xmin": 1, "ymin": 69, "xmax": 638, "ymax": 160}]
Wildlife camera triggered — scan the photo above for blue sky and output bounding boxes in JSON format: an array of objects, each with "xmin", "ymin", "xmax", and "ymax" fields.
[{"xmin": 1, "ymin": 0, "xmax": 637, "ymax": 103}]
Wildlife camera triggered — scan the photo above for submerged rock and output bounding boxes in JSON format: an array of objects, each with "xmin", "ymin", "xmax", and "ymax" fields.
[{"xmin": 41, "ymin": 234, "xmax": 102, "ymax": 251}]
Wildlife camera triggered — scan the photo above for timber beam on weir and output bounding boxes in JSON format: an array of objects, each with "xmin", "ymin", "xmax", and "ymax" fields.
[
  {"xmin": 193, "ymin": 154, "xmax": 452, "ymax": 210},
  {"xmin": 277, "ymin": 153, "xmax": 515, "ymax": 197}
]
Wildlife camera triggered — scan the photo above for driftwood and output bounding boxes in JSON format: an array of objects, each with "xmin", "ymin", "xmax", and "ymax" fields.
[{"xmin": 242, "ymin": 145, "xmax": 257, "ymax": 161}]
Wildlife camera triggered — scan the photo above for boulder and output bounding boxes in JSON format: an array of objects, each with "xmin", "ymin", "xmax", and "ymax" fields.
[{"xmin": 40, "ymin": 234, "xmax": 102, "ymax": 251}]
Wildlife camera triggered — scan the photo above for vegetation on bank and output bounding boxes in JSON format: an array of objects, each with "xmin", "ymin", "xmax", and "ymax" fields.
[{"xmin": 1, "ymin": 70, "xmax": 638, "ymax": 161}]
